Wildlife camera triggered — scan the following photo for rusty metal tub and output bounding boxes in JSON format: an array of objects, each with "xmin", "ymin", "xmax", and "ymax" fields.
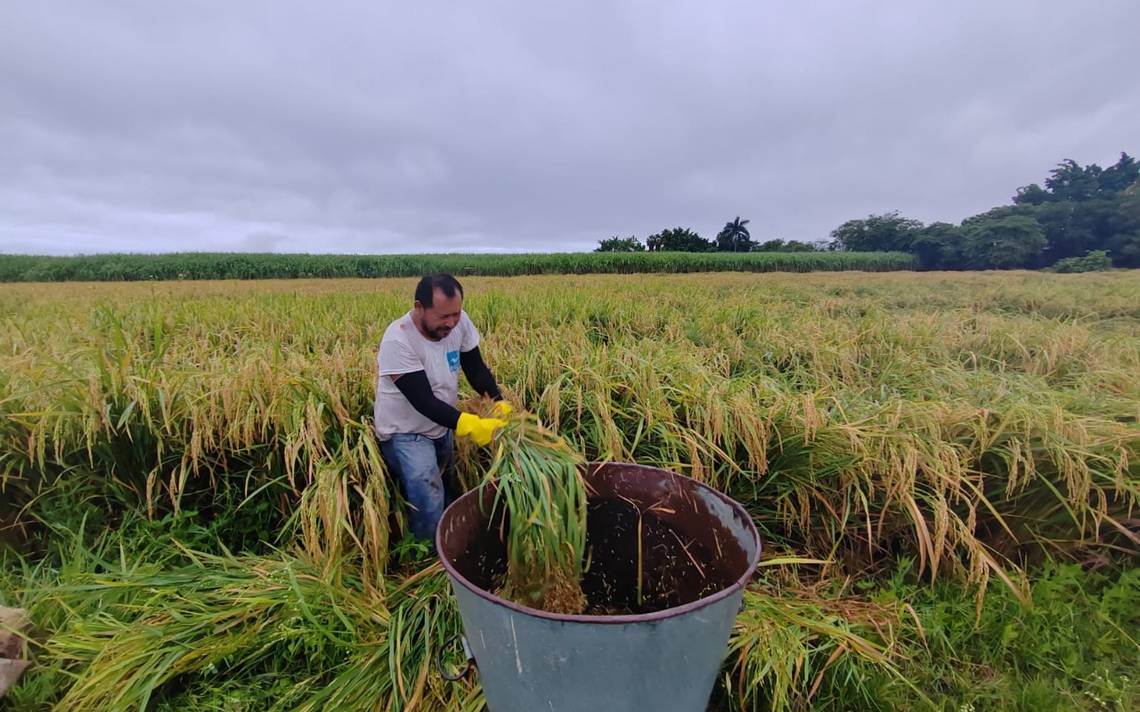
[{"xmin": 436, "ymin": 462, "xmax": 761, "ymax": 712}]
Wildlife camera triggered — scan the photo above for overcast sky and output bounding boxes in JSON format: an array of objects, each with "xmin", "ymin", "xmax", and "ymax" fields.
[{"xmin": 1, "ymin": 2, "xmax": 1137, "ymax": 255}]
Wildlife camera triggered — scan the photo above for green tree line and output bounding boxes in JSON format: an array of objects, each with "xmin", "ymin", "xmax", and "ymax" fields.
[
  {"xmin": 829, "ymin": 153, "xmax": 1139, "ymax": 270},
  {"xmin": 596, "ymin": 220, "xmax": 822, "ymax": 254},
  {"xmin": 600, "ymin": 152, "xmax": 1139, "ymax": 271}
]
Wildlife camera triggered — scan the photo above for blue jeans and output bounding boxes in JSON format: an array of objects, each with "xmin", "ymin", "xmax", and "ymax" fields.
[{"xmin": 380, "ymin": 432, "xmax": 458, "ymax": 541}]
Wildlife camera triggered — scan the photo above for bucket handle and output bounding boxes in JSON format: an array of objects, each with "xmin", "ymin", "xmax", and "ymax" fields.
[{"xmin": 437, "ymin": 633, "xmax": 477, "ymax": 682}]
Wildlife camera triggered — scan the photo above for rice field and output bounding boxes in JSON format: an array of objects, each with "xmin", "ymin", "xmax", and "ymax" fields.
[{"xmin": 1, "ymin": 271, "xmax": 1138, "ymax": 710}]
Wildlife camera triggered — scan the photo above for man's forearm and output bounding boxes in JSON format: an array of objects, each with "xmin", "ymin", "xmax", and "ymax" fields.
[
  {"xmin": 460, "ymin": 346, "xmax": 503, "ymax": 400},
  {"xmin": 392, "ymin": 371, "xmax": 462, "ymax": 429}
]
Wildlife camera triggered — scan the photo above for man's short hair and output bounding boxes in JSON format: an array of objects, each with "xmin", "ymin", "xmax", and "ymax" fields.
[{"xmin": 415, "ymin": 273, "xmax": 464, "ymax": 308}]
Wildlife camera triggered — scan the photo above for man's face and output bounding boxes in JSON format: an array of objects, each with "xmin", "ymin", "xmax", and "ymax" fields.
[{"xmin": 414, "ymin": 288, "xmax": 463, "ymax": 341}]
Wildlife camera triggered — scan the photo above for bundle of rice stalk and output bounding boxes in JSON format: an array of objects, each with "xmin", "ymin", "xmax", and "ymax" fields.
[
  {"xmin": 30, "ymin": 551, "xmax": 472, "ymax": 711},
  {"xmin": 724, "ymin": 585, "xmax": 925, "ymax": 711},
  {"xmin": 464, "ymin": 402, "xmax": 590, "ymax": 614}
]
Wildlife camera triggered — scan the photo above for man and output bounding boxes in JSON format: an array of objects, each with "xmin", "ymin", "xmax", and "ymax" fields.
[{"xmin": 373, "ymin": 273, "xmax": 511, "ymax": 540}]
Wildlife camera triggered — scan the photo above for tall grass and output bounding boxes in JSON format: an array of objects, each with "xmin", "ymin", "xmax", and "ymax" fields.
[
  {"xmin": 3, "ymin": 273, "xmax": 1136, "ymax": 583},
  {"xmin": 4, "ymin": 545, "xmax": 480, "ymax": 710},
  {"xmin": 1, "ymin": 271, "xmax": 1138, "ymax": 709}
]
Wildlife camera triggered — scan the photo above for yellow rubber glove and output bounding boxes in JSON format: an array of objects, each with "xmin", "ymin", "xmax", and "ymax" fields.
[
  {"xmin": 455, "ymin": 412, "xmax": 507, "ymax": 446},
  {"xmin": 491, "ymin": 401, "xmax": 513, "ymax": 419}
]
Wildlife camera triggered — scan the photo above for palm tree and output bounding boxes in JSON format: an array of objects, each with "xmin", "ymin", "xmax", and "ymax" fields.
[{"xmin": 716, "ymin": 216, "xmax": 752, "ymax": 252}]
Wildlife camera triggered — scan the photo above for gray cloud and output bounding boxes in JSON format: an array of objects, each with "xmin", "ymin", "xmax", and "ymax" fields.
[{"xmin": 1, "ymin": 1, "xmax": 1137, "ymax": 255}]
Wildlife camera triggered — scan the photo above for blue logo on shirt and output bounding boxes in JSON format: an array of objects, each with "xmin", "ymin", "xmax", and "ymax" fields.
[{"xmin": 446, "ymin": 350, "xmax": 460, "ymax": 373}]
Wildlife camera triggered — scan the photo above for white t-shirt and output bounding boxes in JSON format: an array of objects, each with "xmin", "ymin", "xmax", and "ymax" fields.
[{"xmin": 373, "ymin": 310, "xmax": 480, "ymax": 440}]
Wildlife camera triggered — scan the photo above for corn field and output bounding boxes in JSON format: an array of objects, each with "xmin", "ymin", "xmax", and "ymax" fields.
[
  {"xmin": 1, "ymin": 271, "xmax": 1138, "ymax": 710},
  {"xmin": 0, "ymin": 251, "xmax": 914, "ymax": 282}
]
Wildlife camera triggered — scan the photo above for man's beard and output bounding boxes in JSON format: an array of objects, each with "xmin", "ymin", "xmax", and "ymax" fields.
[{"xmin": 420, "ymin": 316, "xmax": 450, "ymax": 341}]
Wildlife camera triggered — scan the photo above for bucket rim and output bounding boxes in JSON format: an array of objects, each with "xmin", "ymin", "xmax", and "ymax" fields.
[{"xmin": 435, "ymin": 460, "xmax": 761, "ymax": 625}]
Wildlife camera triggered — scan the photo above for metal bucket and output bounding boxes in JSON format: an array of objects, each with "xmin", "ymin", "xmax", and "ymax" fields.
[{"xmin": 436, "ymin": 462, "xmax": 761, "ymax": 712}]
